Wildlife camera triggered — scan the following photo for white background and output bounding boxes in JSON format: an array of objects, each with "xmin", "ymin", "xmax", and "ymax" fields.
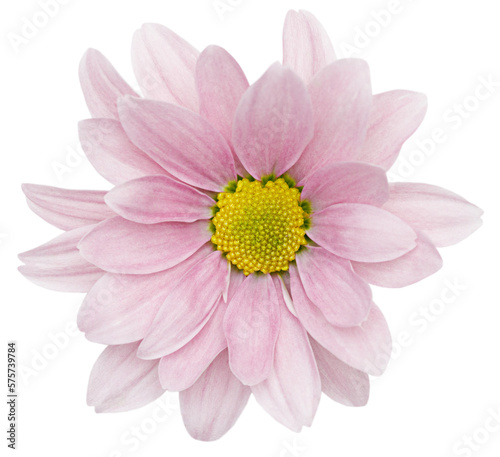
[{"xmin": 1, "ymin": 0, "xmax": 500, "ymax": 456}]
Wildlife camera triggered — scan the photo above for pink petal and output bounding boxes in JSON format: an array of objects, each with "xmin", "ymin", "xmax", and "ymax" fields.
[
  {"xmin": 355, "ymin": 90, "xmax": 428, "ymax": 170},
  {"xmin": 18, "ymin": 263, "xmax": 102, "ymax": 293},
  {"xmin": 232, "ymin": 63, "xmax": 314, "ymax": 179},
  {"xmin": 78, "ymin": 216, "xmax": 211, "ymax": 274},
  {"xmin": 352, "ymin": 230, "xmax": 443, "ymax": 288},
  {"xmin": 78, "ymin": 243, "xmax": 214, "ymax": 344},
  {"xmin": 179, "ymin": 350, "xmax": 250, "ymax": 441},
  {"xmin": 18, "ymin": 226, "xmax": 103, "ymax": 292},
  {"xmin": 300, "ymin": 162, "xmax": 389, "ymax": 212},
  {"xmin": 295, "ymin": 247, "xmax": 372, "ymax": 327},
  {"xmin": 224, "ymin": 274, "xmax": 280, "ymax": 385},
  {"xmin": 308, "ymin": 203, "xmax": 417, "ymax": 262},
  {"xmin": 383, "ymin": 183, "xmax": 483, "ymax": 247},
  {"xmin": 131, "ymin": 24, "xmax": 199, "ymax": 111},
  {"xmin": 225, "ymin": 267, "xmax": 245, "ymax": 303},
  {"xmin": 118, "ymin": 96, "xmax": 236, "ymax": 191},
  {"xmin": 290, "ymin": 264, "xmax": 391, "ymax": 376},
  {"xmin": 87, "ymin": 342, "xmax": 164, "ymax": 413},
  {"xmin": 105, "ymin": 175, "xmax": 214, "ymax": 224},
  {"xmin": 310, "ymin": 337, "xmax": 370, "ymax": 407},
  {"xmin": 78, "ymin": 118, "xmax": 166, "ymax": 185},
  {"xmin": 79, "ymin": 49, "xmax": 138, "ymax": 120},
  {"xmin": 196, "ymin": 45, "xmax": 249, "ymax": 176},
  {"xmin": 282, "ymin": 10, "xmax": 336, "ymax": 84},
  {"xmin": 138, "ymin": 251, "xmax": 229, "ymax": 359},
  {"xmin": 288, "ymin": 59, "xmax": 372, "ymax": 184},
  {"xmin": 158, "ymin": 300, "xmax": 227, "ymax": 391},
  {"xmin": 252, "ymin": 284, "xmax": 320, "ymax": 432},
  {"xmin": 22, "ymin": 184, "xmax": 113, "ymax": 231}
]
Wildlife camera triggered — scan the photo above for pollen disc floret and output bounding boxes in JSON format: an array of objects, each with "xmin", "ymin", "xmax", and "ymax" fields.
[{"xmin": 211, "ymin": 178, "xmax": 307, "ymax": 275}]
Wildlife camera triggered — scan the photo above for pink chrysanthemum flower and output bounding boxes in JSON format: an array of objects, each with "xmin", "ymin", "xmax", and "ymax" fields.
[{"xmin": 19, "ymin": 10, "xmax": 482, "ymax": 440}]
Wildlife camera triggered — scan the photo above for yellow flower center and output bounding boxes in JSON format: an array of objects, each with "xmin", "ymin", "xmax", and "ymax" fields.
[{"xmin": 211, "ymin": 178, "xmax": 307, "ymax": 275}]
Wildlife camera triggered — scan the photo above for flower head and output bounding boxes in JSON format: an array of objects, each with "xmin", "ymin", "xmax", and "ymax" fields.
[{"xmin": 19, "ymin": 10, "xmax": 482, "ymax": 441}]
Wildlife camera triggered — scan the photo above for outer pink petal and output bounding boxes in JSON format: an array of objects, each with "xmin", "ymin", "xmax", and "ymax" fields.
[
  {"xmin": 118, "ymin": 96, "xmax": 236, "ymax": 191},
  {"xmin": 79, "ymin": 49, "xmax": 138, "ymax": 120},
  {"xmin": 383, "ymin": 183, "xmax": 483, "ymax": 247},
  {"xmin": 300, "ymin": 162, "xmax": 389, "ymax": 212},
  {"xmin": 355, "ymin": 90, "xmax": 427, "ymax": 170},
  {"xmin": 224, "ymin": 274, "xmax": 280, "ymax": 385},
  {"xmin": 352, "ymin": 230, "xmax": 443, "ymax": 288},
  {"xmin": 105, "ymin": 175, "xmax": 214, "ymax": 224},
  {"xmin": 78, "ymin": 118, "xmax": 166, "ymax": 185},
  {"xmin": 87, "ymin": 342, "xmax": 164, "ymax": 413},
  {"xmin": 158, "ymin": 300, "xmax": 227, "ymax": 391},
  {"xmin": 308, "ymin": 203, "xmax": 417, "ymax": 262},
  {"xmin": 290, "ymin": 264, "xmax": 391, "ymax": 376},
  {"xmin": 282, "ymin": 10, "xmax": 336, "ymax": 84},
  {"xmin": 288, "ymin": 59, "xmax": 372, "ymax": 184},
  {"xmin": 232, "ymin": 63, "xmax": 314, "ymax": 179},
  {"xmin": 78, "ymin": 216, "xmax": 211, "ymax": 274},
  {"xmin": 310, "ymin": 337, "xmax": 370, "ymax": 407},
  {"xmin": 22, "ymin": 184, "xmax": 114, "ymax": 231},
  {"xmin": 252, "ymin": 284, "xmax": 321, "ymax": 432},
  {"xmin": 131, "ymin": 24, "xmax": 199, "ymax": 111},
  {"xmin": 18, "ymin": 226, "xmax": 103, "ymax": 292},
  {"xmin": 295, "ymin": 247, "xmax": 372, "ymax": 327},
  {"xmin": 77, "ymin": 243, "xmax": 214, "ymax": 344},
  {"xmin": 138, "ymin": 251, "xmax": 229, "ymax": 359},
  {"xmin": 196, "ymin": 45, "xmax": 249, "ymax": 176},
  {"xmin": 179, "ymin": 350, "xmax": 250, "ymax": 441}
]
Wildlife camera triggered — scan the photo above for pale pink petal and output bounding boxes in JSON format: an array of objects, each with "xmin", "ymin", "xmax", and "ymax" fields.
[
  {"xmin": 295, "ymin": 247, "xmax": 372, "ymax": 327},
  {"xmin": 225, "ymin": 267, "xmax": 245, "ymax": 303},
  {"xmin": 19, "ymin": 226, "xmax": 103, "ymax": 292},
  {"xmin": 87, "ymin": 342, "xmax": 164, "ymax": 413},
  {"xmin": 310, "ymin": 338, "xmax": 369, "ymax": 407},
  {"xmin": 352, "ymin": 231, "xmax": 443, "ymax": 288},
  {"xmin": 290, "ymin": 264, "xmax": 391, "ymax": 376},
  {"xmin": 300, "ymin": 162, "xmax": 389, "ymax": 211},
  {"xmin": 19, "ymin": 225, "xmax": 93, "ymax": 266},
  {"xmin": 79, "ymin": 49, "xmax": 138, "ymax": 120},
  {"xmin": 232, "ymin": 63, "xmax": 314, "ymax": 179},
  {"xmin": 196, "ymin": 45, "xmax": 249, "ymax": 176},
  {"xmin": 78, "ymin": 243, "xmax": 214, "ymax": 344},
  {"xmin": 355, "ymin": 90, "xmax": 427, "ymax": 170},
  {"xmin": 131, "ymin": 24, "xmax": 199, "ymax": 111},
  {"xmin": 105, "ymin": 175, "xmax": 214, "ymax": 224},
  {"xmin": 273, "ymin": 274, "xmax": 297, "ymax": 317},
  {"xmin": 138, "ymin": 251, "xmax": 228, "ymax": 359},
  {"xmin": 22, "ymin": 184, "xmax": 113, "ymax": 231},
  {"xmin": 288, "ymin": 59, "xmax": 372, "ymax": 184},
  {"xmin": 159, "ymin": 300, "xmax": 227, "ymax": 391},
  {"xmin": 252, "ymin": 285, "xmax": 320, "ymax": 432},
  {"xmin": 224, "ymin": 274, "xmax": 280, "ymax": 385},
  {"xmin": 180, "ymin": 350, "xmax": 250, "ymax": 441},
  {"xmin": 78, "ymin": 216, "xmax": 211, "ymax": 274},
  {"xmin": 18, "ymin": 264, "xmax": 102, "ymax": 293},
  {"xmin": 308, "ymin": 203, "xmax": 417, "ymax": 262},
  {"xmin": 78, "ymin": 118, "xmax": 166, "ymax": 185},
  {"xmin": 383, "ymin": 183, "xmax": 483, "ymax": 247},
  {"xmin": 118, "ymin": 96, "xmax": 236, "ymax": 191},
  {"xmin": 282, "ymin": 10, "xmax": 336, "ymax": 84}
]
